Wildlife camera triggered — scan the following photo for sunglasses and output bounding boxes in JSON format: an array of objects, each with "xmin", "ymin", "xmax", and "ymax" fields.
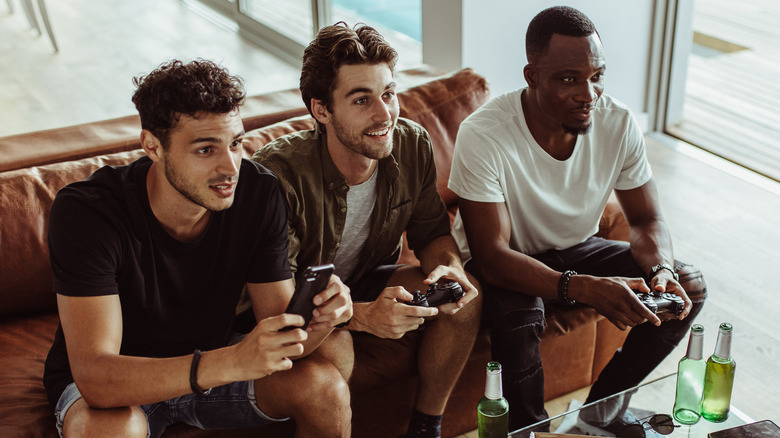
[{"xmin": 617, "ymin": 414, "xmax": 680, "ymax": 438}]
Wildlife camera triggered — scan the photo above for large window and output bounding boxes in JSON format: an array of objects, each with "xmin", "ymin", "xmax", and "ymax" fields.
[
  {"xmin": 661, "ymin": 0, "xmax": 780, "ymax": 182},
  {"xmin": 199, "ymin": 0, "xmax": 422, "ymax": 68}
]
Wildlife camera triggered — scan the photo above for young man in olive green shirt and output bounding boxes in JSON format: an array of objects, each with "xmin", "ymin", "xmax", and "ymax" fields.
[{"xmin": 253, "ymin": 23, "xmax": 481, "ymax": 438}]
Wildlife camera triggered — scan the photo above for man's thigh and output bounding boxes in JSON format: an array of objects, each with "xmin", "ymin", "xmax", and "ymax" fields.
[
  {"xmin": 536, "ymin": 237, "xmax": 645, "ymax": 279},
  {"xmin": 143, "ymin": 380, "xmax": 285, "ymax": 436}
]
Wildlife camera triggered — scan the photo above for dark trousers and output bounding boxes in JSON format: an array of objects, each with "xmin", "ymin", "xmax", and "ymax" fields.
[{"xmin": 469, "ymin": 237, "xmax": 706, "ymax": 431}]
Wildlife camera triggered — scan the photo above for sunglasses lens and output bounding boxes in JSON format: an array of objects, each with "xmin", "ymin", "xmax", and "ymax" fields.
[
  {"xmin": 619, "ymin": 424, "xmax": 646, "ymax": 438},
  {"xmin": 649, "ymin": 414, "xmax": 676, "ymax": 435}
]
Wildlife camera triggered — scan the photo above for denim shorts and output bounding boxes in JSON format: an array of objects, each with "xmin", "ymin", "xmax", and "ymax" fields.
[{"xmin": 54, "ymin": 379, "xmax": 288, "ymax": 438}]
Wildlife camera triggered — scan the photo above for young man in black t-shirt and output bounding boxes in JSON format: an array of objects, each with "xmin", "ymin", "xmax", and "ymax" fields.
[{"xmin": 43, "ymin": 59, "xmax": 353, "ymax": 437}]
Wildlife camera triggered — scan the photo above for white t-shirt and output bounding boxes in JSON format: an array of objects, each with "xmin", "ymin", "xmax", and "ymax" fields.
[{"xmin": 448, "ymin": 89, "xmax": 652, "ymax": 260}]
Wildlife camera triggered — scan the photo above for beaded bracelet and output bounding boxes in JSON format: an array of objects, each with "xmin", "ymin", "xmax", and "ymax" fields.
[{"xmin": 558, "ymin": 270, "xmax": 577, "ymax": 305}]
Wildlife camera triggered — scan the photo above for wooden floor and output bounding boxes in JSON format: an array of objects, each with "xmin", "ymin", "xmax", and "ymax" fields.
[
  {"xmin": 667, "ymin": 0, "xmax": 780, "ymax": 182},
  {"xmin": 2, "ymin": 0, "xmax": 779, "ymax": 435},
  {"xmin": 0, "ymin": 0, "xmax": 300, "ymax": 137}
]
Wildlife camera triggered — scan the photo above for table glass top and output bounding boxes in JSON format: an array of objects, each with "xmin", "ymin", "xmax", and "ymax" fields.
[{"xmin": 510, "ymin": 373, "xmax": 753, "ymax": 438}]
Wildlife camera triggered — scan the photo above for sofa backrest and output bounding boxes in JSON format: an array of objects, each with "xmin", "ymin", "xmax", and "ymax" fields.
[{"xmin": 0, "ymin": 68, "xmax": 489, "ymax": 318}]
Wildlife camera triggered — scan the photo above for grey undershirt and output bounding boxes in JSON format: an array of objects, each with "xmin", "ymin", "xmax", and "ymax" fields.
[{"xmin": 333, "ymin": 167, "xmax": 378, "ymax": 281}]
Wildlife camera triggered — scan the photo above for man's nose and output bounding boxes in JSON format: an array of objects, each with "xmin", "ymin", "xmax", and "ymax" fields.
[
  {"xmin": 217, "ymin": 147, "xmax": 240, "ymax": 176},
  {"xmin": 576, "ymin": 82, "xmax": 599, "ymax": 103},
  {"xmin": 373, "ymin": 101, "xmax": 394, "ymax": 122}
]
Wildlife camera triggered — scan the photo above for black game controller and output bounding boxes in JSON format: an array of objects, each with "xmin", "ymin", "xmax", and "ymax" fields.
[
  {"xmin": 636, "ymin": 291, "xmax": 685, "ymax": 316},
  {"xmin": 405, "ymin": 281, "xmax": 465, "ymax": 307}
]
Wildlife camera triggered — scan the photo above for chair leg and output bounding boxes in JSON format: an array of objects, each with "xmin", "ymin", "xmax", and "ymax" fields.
[
  {"xmin": 35, "ymin": 0, "xmax": 58, "ymax": 52},
  {"xmin": 20, "ymin": 0, "xmax": 41, "ymax": 35}
]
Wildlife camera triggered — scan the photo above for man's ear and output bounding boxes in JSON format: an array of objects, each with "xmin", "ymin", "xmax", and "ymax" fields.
[
  {"xmin": 523, "ymin": 64, "xmax": 538, "ymax": 89},
  {"xmin": 140, "ymin": 130, "xmax": 163, "ymax": 162},
  {"xmin": 310, "ymin": 98, "xmax": 331, "ymax": 126}
]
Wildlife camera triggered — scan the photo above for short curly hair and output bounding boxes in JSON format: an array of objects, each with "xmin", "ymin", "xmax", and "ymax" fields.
[
  {"xmin": 300, "ymin": 22, "xmax": 398, "ymax": 132},
  {"xmin": 131, "ymin": 59, "xmax": 246, "ymax": 149},
  {"xmin": 526, "ymin": 6, "xmax": 597, "ymax": 64}
]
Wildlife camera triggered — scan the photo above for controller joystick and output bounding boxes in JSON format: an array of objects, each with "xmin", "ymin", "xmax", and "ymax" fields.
[
  {"xmin": 405, "ymin": 281, "xmax": 465, "ymax": 307},
  {"xmin": 635, "ymin": 290, "xmax": 684, "ymax": 316},
  {"xmin": 407, "ymin": 290, "xmax": 429, "ymax": 307}
]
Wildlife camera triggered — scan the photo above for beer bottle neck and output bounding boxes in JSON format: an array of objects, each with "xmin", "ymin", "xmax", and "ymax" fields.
[
  {"xmin": 713, "ymin": 323, "xmax": 733, "ymax": 360},
  {"xmin": 485, "ymin": 362, "xmax": 503, "ymax": 400},
  {"xmin": 686, "ymin": 324, "xmax": 705, "ymax": 360}
]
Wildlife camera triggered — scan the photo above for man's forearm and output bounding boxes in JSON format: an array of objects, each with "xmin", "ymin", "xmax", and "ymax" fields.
[
  {"xmin": 629, "ymin": 219, "xmax": 675, "ymax": 276},
  {"xmin": 472, "ymin": 245, "xmax": 561, "ymax": 300},
  {"xmin": 74, "ymin": 348, "xmax": 238, "ymax": 409},
  {"xmin": 417, "ymin": 235, "xmax": 463, "ymax": 275}
]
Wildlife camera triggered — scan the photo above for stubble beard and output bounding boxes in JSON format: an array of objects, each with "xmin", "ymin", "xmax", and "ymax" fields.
[
  {"xmin": 563, "ymin": 122, "xmax": 592, "ymax": 136},
  {"xmin": 163, "ymin": 155, "xmax": 234, "ymax": 212},
  {"xmin": 332, "ymin": 117, "xmax": 394, "ymax": 160}
]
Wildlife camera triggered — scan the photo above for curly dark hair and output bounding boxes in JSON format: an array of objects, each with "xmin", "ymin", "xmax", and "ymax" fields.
[
  {"xmin": 300, "ymin": 22, "xmax": 398, "ymax": 132},
  {"xmin": 131, "ymin": 59, "xmax": 246, "ymax": 149},
  {"xmin": 526, "ymin": 6, "xmax": 597, "ymax": 64}
]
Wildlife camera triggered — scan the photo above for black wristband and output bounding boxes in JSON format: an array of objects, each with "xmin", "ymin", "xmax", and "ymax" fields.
[
  {"xmin": 190, "ymin": 349, "xmax": 210, "ymax": 395},
  {"xmin": 558, "ymin": 270, "xmax": 577, "ymax": 305}
]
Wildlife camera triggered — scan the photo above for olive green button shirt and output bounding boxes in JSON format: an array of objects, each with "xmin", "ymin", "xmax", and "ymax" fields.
[{"xmin": 252, "ymin": 118, "xmax": 451, "ymax": 284}]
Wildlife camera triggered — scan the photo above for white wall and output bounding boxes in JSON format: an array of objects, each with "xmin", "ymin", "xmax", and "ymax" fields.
[{"xmin": 423, "ymin": 0, "xmax": 656, "ymax": 130}]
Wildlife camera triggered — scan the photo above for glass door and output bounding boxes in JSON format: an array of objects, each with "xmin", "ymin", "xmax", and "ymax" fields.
[
  {"xmin": 662, "ymin": 0, "xmax": 780, "ymax": 182},
  {"xmin": 196, "ymin": 0, "xmax": 421, "ymax": 69}
]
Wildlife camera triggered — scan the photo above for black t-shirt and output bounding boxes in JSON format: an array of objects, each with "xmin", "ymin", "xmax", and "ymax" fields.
[{"xmin": 43, "ymin": 156, "xmax": 291, "ymax": 408}]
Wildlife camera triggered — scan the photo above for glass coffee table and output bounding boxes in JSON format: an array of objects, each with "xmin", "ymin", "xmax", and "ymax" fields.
[{"xmin": 510, "ymin": 373, "xmax": 753, "ymax": 438}]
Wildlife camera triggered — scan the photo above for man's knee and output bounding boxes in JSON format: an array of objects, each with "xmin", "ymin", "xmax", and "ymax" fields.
[
  {"xmin": 676, "ymin": 262, "xmax": 707, "ymax": 303},
  {"xmin": 63, "ymin": 400, "xmax": 147, "ymax": 438},
  {"xmin": 295, "ymin": 358, "xmax": 351, "ymax": 409},
  {"xmin": 314, "ymin": 329, "xmax": 355, "ymax": 382},
  {"xmin": 491, "ymin": 307, "xmax": 546, "ymax": 373}
]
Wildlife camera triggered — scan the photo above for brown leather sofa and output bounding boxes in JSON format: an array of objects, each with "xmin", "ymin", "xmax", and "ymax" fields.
[{"xmin": 0, "ymin": 67, "xmax": 702, "ymax": 438}]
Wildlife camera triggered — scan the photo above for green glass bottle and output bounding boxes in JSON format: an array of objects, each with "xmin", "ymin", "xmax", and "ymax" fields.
[
  {"xmin": 701, "ymin": 322, "xmax": 736, "ymax": 423},
  {"xmin": 673, "ymin": 324, "xmax": 706, "ymax": 424},
  {"xmin": 478, "ymin": 361, "xmax": 509, "ymax": 438}
]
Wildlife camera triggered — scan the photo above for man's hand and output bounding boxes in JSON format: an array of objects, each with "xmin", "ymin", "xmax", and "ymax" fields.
[
  {"xmin": 650, "ymin": 270, "xmax": 693, "ymax": 320},
  {"xmin": 572, "ymin": 274, "xmax": 660, "ymax": 331},
  {"xmin": 232, "ymin": 314, "xmax": 308, "ymax": 381},
  {"xmin": 307, "ymin": 274, "xmax": 353, "ymax": 331},
  {"xmin": 352, "ymin": 286, "xmax": 438, "ymax": 339},
  {"xmin": 423, "ymin": 265, "xmax": 479, "ymax": 314}
]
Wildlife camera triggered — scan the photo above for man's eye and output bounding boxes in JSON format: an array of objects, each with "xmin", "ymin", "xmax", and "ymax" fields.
[
  {"xmin": 383, "ymin": 91, "xmax": 396, "ymax": 100},
  {"xmin": 562, "ymin": 77, "xmax": 575, "ymax": 83},
  {"xmin": 198, "ymin": 147, "xmax": 212, "ymax": 154},
  {"xmin": 355, "ymin": 97, "xmax": 367, "ymax": 105},
  {"xmin": 592, "ymin": 73, "xmax": 603, "ymax": 82},
  {"xmin": 230, "ymin": 140, "xmax": 243, "ymax": 149}
]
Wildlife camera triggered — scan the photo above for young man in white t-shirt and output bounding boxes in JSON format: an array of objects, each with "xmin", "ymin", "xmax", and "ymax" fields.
[{"xmin": 448, "ymin": 6, "xmax": 705, "ymax": 433}]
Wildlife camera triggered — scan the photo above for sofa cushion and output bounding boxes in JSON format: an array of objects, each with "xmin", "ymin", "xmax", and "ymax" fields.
[
  {"xmin": 0, "ymin": 313, "xmax": 60, "ymax": 438},
  {"xmin": 0, "ymin": 149, "xmax": 146, "ymax": 317},
  {"xmin": 397, "ymin": 68, "xmax": 489, "ymax": 207}
]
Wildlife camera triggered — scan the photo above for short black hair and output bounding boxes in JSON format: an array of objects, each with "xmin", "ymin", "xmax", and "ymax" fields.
[
  {"xmin": 526, "ymin": 6, "xmax": 597, "ymax": 64},
  {"xmin": 131, "ymin": 59, "xmax": 246, "ymax": 149}
]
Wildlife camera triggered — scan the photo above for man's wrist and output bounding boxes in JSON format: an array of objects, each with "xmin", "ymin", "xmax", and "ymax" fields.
[
  {"xmin": 348, "ymin": 303, "xmax": 369, "ymax": 332},
  {"xmin": 558, "ymin": 270, "xmax": 577, "ymax": 305},
  {"xmin": 335, "ymin": 316, "xmax": 352, "ymax": 329},
  {"xmin": 650, "ymin": 262, "xmax": 678, "ymax": 281}
]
